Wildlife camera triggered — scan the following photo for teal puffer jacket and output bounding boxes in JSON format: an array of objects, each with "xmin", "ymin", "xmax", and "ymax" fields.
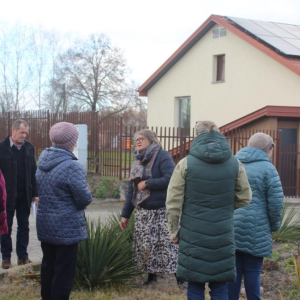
[{"xmin": 235, "ymin": 147, "xmax": 283, "ymax": 258}]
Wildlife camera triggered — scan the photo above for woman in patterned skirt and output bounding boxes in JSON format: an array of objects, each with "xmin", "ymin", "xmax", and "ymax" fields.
[{"xmin": 120, "ymin": 129, "xmax": 178, "ymax": 284}]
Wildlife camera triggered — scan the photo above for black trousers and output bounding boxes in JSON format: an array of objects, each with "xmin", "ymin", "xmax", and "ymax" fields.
[
  {"xmin": 1, "ymin": 192, "xmax": 30, "ymax": 260},
  {"xmin": 41, "ymin": 242, "xmax": 78, "ymax": 300}
]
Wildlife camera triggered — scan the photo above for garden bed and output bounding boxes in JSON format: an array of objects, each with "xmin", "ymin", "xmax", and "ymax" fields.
[{"xmin": 0, "ymin": 241, "xmax": 299, "ymax": 300}]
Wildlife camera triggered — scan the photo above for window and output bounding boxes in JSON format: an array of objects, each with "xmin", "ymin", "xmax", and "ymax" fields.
[
  {"xmin": 178, "ymin": 97, "xmax": 191, "ymax": 129},
  {"xmin": 212, "ymin": 27, "xmax": 227, "ymax": 39},
  {"xmin": 220, "ymin": 28, "xmax": 227, "ymax": 37},
  {"xmin": 213, "ymin": 54, "xmax": 225, "ymax": 82},
  {"xmin": 213, "ymin": 29, "xmax": 220, "ymax": 39}
]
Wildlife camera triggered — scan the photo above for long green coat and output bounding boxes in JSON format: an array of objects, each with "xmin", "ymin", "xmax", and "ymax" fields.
[{"xmin": 177, "ymin": 131, "xmax": 239, "ymax": 283}]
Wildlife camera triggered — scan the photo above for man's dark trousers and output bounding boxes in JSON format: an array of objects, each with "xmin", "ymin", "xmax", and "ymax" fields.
[{"xmin": 0, "ymin": 192, "xmax": 30, "ymax": 260}]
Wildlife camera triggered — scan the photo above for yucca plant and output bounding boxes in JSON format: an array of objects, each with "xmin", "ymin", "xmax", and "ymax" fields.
[
  {"xmin": 289, "ymin": 243, "xmax": 300, "ymax": 298},
  {"xmin": 273, "ymin": 201, "xmax": 300, "ymax": 242},
  {"xmin": 290, "ymin": 254, "xmax": 300, "ymax": 290},
  {"xmin": 75, "ymin": 213, "xmax": 139, "ymax": 289}
]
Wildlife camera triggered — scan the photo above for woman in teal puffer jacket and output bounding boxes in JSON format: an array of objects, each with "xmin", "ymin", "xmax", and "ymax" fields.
[{"xmin": 227, "ymin": 133, "xmax": 284, "ymax": 300}]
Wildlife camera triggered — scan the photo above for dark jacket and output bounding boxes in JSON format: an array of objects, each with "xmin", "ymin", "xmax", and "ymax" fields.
[
  {"xmin": 177, "ymin": 131, "xmax": 240, "ymax": 283},
  {"xmin": 36, "ymin": 147, "xmax": 92, "ymax": 245},
  {"xmin": 234, "ymin": 147, "xmax": 283, "ymax": 257},
  {"xmin": 0, "ymin": 136, "xmax": 38, "ymax": 211},
  {"xmin": 0, "ymin": 169, "xmax": 8, "ymax": 234},
  {"xmin": 121, "ymin": 148, "xmax": 175, "ymax": 219}
]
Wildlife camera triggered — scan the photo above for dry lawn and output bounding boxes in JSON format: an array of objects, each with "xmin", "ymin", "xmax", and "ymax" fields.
[{"xmin": 0, "ymin": 272, "xmax": 186, "ymax": 300}]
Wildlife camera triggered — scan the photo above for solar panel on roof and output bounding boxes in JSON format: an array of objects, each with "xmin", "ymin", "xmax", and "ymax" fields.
[
  {"xmin": 274, "ymin": 23, "xmax": 300, "ymax": 39},
  {"xmin": 252, "ymin": 20, "xmax": 297, "ymax": 38},
  {"xmin": 227, "ymin": 16, "xmax": 300, "ymax": 56},
  {"xmin": 283, "ymin": 38, "xmax": 300, "ymax": 50},
  {"xmin": 228, "ymin": 17, "xmax": 274, "ymax": 36},
  {"xmin": 260, "ymin": 36, "xmax": 300, "ymax": 55}
]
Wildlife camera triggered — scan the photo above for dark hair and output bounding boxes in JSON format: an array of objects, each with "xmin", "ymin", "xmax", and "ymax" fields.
[{"xmin": 12, "ymin": 119, "xmax": 29, "ymax": 130}]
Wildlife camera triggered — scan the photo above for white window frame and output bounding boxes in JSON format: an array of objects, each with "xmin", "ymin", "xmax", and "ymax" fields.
[
  {"xmin": 175, "ymin": 96, "xmax": 191, "ymax": 129},
  {"xmin": 212, "ymin": 27, "xmax": 227, "ymax": 39}
]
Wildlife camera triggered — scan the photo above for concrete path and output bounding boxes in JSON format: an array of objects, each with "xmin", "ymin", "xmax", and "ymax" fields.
[{"xmin": 0, "ymin": 200, "xmax": 123, "ymax": 275}]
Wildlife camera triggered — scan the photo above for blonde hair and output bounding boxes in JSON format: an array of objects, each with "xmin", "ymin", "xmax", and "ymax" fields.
[
  {"xmin": 134, "ymin": 129, "xmax": 161, "ymax": 147},
  {"xmin": 195, "ymin": 120, "xmax": 219, "ymax": 136}
]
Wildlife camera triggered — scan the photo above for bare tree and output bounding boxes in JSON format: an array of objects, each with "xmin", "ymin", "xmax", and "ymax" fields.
[
  {"xmin": 30, "ymin": 26, "xmax": 54, "ymax": 109},
  {"xmin": 58, "ymin": 34, "xmax": 137, "ymax": 112},
  {"xmin": 0, "ymin": 24, "xmax": 139, "ymax": 114},
  {"xmin": 0, "ymin": 22, "xmax": 33, "ymax": 111}
]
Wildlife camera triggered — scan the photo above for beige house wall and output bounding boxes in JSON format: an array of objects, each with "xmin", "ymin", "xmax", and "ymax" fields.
[{"xmin": 147, "ymin": 24, "xmax": 300, "ymax": 128}]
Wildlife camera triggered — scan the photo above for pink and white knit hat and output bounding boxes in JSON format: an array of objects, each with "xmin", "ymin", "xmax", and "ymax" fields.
[{"xmin": 49, "ymin": 122, "xmax": 79, "ymax": 150}]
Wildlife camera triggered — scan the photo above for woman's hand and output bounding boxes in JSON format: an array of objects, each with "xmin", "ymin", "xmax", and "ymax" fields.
[
  {"xmin": 170, "ymin": 234, "xmax": 179, "ymax": 244},
  {"xmin": 137, "ymin": 180, "xmax": 147, "ymax": 191},
  {"xmin": 120, "ymin": 217, "xmax": 129, "ymax": 230}
]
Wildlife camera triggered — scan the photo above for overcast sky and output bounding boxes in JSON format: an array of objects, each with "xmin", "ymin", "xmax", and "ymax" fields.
[{"xmin": 1, "ymin": 0, "xmax": 299, "ymax": 86}]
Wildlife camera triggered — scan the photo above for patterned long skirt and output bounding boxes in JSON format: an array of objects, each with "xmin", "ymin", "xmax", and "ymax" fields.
[{"xmin": 133, "ymin": 207, "xmax": 179, "ymax": 274}]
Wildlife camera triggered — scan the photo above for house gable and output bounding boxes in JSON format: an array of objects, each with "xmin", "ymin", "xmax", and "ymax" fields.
[
  {"xmin": 139, "ymin": 15, "xmax": 300, "ymax": 97},
  {"xmin": 145, "ymin": 20, "xmax": 300, "ymax": 128}
]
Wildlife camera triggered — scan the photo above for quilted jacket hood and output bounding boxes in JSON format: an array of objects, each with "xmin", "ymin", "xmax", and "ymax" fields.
[
  {"xmin": 38, "ymin": 147, "xmax": 77, "ymax": 172},
  {"xmin": 190, "ymin": 131, "xmax": 232, "ymax": 163},
  {"xmin": 236, "ymin": 146, "xmax": 271, "ymax": 164}
]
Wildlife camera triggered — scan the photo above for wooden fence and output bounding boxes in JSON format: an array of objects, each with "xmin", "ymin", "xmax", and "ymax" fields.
[{"xmin": 0, "ymin": 111, "xmax": 299, "ymax": 197}]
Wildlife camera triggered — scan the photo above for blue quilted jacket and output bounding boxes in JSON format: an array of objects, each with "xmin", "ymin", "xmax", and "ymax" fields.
[
  {"xmin": 234, "ymin": 147, "xmax": 283, "ymax": 257},
  {"xmin": 36, "ymin": 146, "xmax": 92, "ymax": 245}
]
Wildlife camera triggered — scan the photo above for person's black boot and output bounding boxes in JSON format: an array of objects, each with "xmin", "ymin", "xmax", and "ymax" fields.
[
  {"xmin": 144, "ymin": 273, "xmax": 157, "ymax": 285},
  {"xmin": 174, "ymin": 273, "xmax": 185, "ymax": 286}
]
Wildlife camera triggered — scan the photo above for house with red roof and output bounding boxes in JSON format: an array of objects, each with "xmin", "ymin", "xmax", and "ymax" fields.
[
  {"xmin": 139, "ymin": 15, "xmax": 300, "ymax": 145},
  {"xmin": 139, "ymin": 15, "xmax": 300, "ymax": 196}
]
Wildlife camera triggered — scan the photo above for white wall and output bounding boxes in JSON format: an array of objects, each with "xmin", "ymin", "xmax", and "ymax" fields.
[{"xmin": 147, "ymin": 24, "xmax": 300, "ymax": 128}]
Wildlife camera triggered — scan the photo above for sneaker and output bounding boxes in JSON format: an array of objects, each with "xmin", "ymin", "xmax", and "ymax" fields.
[
  {"xmin": 2, "ymin": 259, "xmax": 12, "ymax": 269},
  {"xmin": 18, "ymin": 257, "xmax": 32, "ymax": 266}
]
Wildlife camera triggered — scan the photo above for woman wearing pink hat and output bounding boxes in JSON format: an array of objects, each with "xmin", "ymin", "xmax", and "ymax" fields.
[{"xmin": 36, "ymin": 122, "xmax": 92, "ymax": 300}]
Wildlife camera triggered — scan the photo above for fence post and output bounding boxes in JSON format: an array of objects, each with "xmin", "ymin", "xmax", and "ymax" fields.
[
  {"xmin": 46, "ymin": 110, "xmax": 51, "ymax": 147},
  {"xmin": 94, "ymin": 112, "xmax": 100, "ymax": 174},
  {"xmin": 7, "ymin": 111, "xmax": 11, "ymax": 134},
  {"xmin": 179, "ymin": 127, "xmax": 184, "ymax": 160},
  {"xmin": 119, "ymin": 117, "xmax": 123, "ymax": 181},
  {"xmin": 276, "ymin": 130, "xmax": 282, "ymax": 175}
]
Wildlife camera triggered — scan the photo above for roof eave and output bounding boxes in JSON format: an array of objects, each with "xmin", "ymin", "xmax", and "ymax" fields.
[
  {"xmin": 220, "ymin": 105, "xmax": 300, "ymax": 132},
  {"xmin": 138, "ymin": 14, "xmax": 219, "ymax": 96}
]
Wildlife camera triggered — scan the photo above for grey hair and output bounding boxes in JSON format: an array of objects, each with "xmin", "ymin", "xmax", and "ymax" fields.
[
  {"xmin": 12, "ymin": 119, "xmax": 29, "ymax": 130},
  {"xmin": 134, "ymin": 129, "xmax": 161, "ymax": 147},
  {"xmin": 195, "ymin": 120, "xmax": 219, "ymax": 136}
]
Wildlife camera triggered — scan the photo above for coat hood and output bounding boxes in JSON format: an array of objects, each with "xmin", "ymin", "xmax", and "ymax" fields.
[
  {"xmin": 190, "ymin": 131, "xmax": 232, "ymax": 163},
  {"xmin": 38, "ymin": 147, "xmax": 77, "ymax": 172},
  {"xmin": 236, "ymin": 146, "xmax": 271, "ymax": 164}
]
